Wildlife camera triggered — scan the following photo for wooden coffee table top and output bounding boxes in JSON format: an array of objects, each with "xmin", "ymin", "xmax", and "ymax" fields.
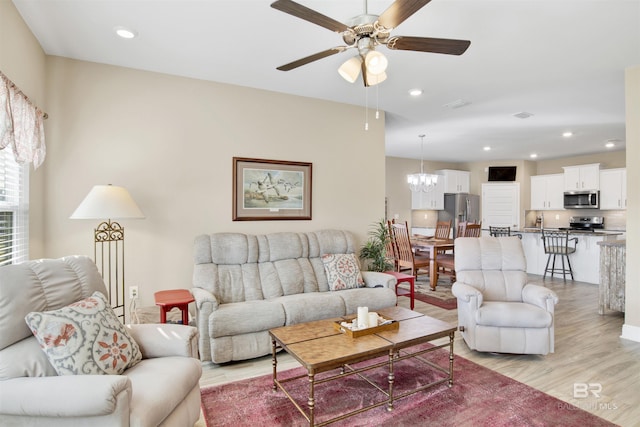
[{"xmin": 270, "ymin": 307, "xmax": 456, "ymax": 374}]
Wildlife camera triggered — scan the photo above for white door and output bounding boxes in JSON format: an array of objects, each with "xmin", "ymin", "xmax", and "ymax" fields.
[{"xmin": 482, "ymin": 183, "xmax": 521, "ymax": 229}]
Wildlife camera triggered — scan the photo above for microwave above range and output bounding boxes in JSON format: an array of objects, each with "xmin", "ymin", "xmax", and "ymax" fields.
[{"xmin": 563, "ymin": 190, "xmax": 599, "ymax": 209}]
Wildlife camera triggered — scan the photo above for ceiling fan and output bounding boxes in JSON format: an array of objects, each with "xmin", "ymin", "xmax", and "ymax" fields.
[{"xmin": 270, "ymin": 0, "xmax": 471, "ymax": 86}]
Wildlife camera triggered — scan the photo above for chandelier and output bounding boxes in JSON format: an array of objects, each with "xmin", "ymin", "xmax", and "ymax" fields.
[{"xmin": 407, "ymin": 134, "xmax": 439, "ymax": 192}]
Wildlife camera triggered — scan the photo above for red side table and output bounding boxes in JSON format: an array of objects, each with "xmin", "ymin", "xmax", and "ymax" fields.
[
  {"xmin": 383, "ymin": 271, "xmax": 415, "ymax": 310},
  {"xmin": 154, "ymin": 289, "xmax": 194, "ymax": 325}
]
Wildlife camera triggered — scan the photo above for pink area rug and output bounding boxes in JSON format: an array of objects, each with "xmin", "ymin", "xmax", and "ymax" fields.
[{"xmin": 200, "ymin": 346, "xmax": 615, "ymax": 427}]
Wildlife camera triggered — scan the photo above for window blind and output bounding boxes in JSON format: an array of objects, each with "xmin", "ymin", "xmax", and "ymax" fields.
[{"xmin": 0, "ymin": 148, "xmax": 29, "ymax": 266}]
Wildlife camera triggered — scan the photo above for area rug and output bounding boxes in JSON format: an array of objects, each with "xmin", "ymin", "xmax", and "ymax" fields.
[
  {"xmin": 398, "ymin": 278, "xmax": 457, "ymax": 310},
  {"xmin": 200, "ymin": 346, "xmax": 615, "ymax": 427}
]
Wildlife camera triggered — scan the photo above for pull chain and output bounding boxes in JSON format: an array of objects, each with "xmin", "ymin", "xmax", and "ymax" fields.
[{"xmin": 364, "ymin": 87, "xmax": 369, "ymax": 131}]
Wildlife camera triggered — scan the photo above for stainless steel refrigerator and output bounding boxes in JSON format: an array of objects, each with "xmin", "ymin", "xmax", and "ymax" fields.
[{"xmin": 438, "ymin": 193, "xmax": 480, "ymax": 238}]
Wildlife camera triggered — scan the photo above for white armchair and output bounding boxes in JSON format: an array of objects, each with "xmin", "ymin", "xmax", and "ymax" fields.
[
  {"xmin": 0, "ymin": 256, "xmax": 202, "ymax": 426},
  {"xmin": 451, "ymin": 237, "xmax": 559, "ymax": 355}
]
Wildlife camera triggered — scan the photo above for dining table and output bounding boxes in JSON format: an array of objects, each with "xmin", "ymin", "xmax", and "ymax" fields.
[{"xmin": 410, "ymin": 236, "xmax": 455, "ymax": 291}]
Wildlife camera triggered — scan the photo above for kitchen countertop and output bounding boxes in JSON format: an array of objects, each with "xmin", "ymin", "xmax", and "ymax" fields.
[
  {"xmin": 519, "ymin": 228, "xmax": 624, "ymax": 236},
  {"xmin": 597, "ymin": 239, "xmax": 626, "ymax": 247}
]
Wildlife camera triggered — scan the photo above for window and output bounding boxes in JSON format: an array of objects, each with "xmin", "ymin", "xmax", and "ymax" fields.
[{"xmin": 0, "ymin": 148, "xmax": 29, "ymax": 266}]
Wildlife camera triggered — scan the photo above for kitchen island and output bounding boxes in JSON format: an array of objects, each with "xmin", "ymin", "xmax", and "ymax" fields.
[{"xmin": 519, "ymin": 228, "xmax": 623, "ymax": 284}]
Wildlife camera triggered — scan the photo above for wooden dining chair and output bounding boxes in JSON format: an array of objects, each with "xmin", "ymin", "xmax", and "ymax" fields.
[
  {"xmin": 389, "ymin": 220, "xmax": 431, "ymax": 280},
  {"xmin": 435, "ymin": 220, "xmax": 452, "ymax": 239},
  {"xmin": 438, "ymin": 222, "xmax": 482, "ymax": 282},
  {"xmin": 385, "ymin": 220, "xmax": 399, "ymax": 271},
  {"xmin": 463, "ymin": 222, "xmax": 482, "ymax": 237}
]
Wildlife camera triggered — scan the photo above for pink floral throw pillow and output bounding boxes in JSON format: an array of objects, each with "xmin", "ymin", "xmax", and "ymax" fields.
[
  {"xmin": 322, "ymin": 253, "xmax": 365, "ymax": 291},
  {"xmin": 24, "ymin": 291, "xmax": 142, "ymax": 375}
]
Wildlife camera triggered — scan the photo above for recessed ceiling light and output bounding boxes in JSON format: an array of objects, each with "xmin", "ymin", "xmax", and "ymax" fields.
[
  {"xmin": 483, "ymin": 146, "xmax": 491, "ymax": 151},
  {"xmin": 513, "ymin": 112, "xmax": 534, "ymax": 119},
  {"xmin": 408, "ymin": 89, "xmax": 423, "ymax": 97},
  {"xmin": 114, "ymin": 26, "xmax": 137, "ymax": 39},
  {"xmin": 529, "ymin": 153, "xmax": 538, "ymax": 158},
  {"xmin": 562, "ymin": 131, "xmax": 573, "ymax": 138},
  {"xmin": 605, "ymin": 138, "xmax": 621, "ymax": 148}
]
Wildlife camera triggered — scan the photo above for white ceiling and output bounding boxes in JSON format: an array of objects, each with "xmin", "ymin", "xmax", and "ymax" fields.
[{"xmin": 12, "ymin": 0, "xmax": 640, "ymax": 162}]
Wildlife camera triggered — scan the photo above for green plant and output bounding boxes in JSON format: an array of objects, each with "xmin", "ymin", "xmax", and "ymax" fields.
[{"xmin": 360, "ymin": 218, "xmax": 394, "ymax": 272}]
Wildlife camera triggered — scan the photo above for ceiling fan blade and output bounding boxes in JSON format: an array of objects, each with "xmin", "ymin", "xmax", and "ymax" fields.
[
  {"xmin": 387, "ymin": 36, "xmax": 470, "ymax": 55},
  {"xmin": 271, "ymin": 0, "xmax": 350, "ymax": 33},
  {"xmin": 377, "ymin": 0, "xmax": 432, "ymax": 29},
  {"xmin": 276, "ymin": 47, "xmax": 346, "ymax": 71}
]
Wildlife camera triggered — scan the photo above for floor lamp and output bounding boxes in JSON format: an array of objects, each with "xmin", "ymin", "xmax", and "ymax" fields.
[{"xmin": 71, "ymin": 184, "xmax": 144, "ymax": 322}]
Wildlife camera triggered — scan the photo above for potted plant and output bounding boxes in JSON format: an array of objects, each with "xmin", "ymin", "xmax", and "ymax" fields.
[{"xmin": 360, "ymin": 218, "xmax": 394, "ymax": 272}]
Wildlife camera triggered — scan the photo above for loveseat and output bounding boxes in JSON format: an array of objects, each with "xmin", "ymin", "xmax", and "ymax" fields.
[
  {"xmin": 192, "ymin": 230, "xmax": 398, "ymax": 363},
  {"xmin": 0, "ymin": 256, "xmax": 202, "ymax": 427}
]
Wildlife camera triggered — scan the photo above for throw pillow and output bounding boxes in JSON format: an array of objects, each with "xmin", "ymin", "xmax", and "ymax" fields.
[
  {"xmin": 24, "ymin": 291, "xmax": 142, "ymax": 375},
  {"xmin": 322, "ymin": 253, "xmax": 365, "ymax": 291}
]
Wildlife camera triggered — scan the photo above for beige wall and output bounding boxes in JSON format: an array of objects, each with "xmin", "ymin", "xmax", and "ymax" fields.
[
  {"xmin": 41, "ymin": 57, "xmax": 385, "ymax": 306},
  {"xmin": 535, "ymin": 150, "xmax": 626, "ymax": 175},
  {"xmin": 623, "ymin": 65, "xmax": 639, "ymax": 340},
  {"xmin": 0, "ymin": 0, "xmax": 47, "ymax": 259}
]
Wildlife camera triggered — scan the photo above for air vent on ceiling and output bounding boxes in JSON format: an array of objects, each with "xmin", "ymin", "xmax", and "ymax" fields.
[
  {"xmin": 443, "ymin": 99, "xmax": 471, "ymax": 109},
  {"xmin": 513, "ymin": 111, "xmax": 534, "ymax": 119}
]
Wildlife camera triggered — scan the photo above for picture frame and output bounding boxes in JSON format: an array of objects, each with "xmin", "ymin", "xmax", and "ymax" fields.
[{"xmin": 232, "ymin": 157, "xmax": 312, "ymax": 221}]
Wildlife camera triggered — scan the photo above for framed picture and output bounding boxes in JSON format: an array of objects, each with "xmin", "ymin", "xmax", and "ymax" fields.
[{"xmin": 232, "ymin": 157, "xmax": 312, "ymax": 221}]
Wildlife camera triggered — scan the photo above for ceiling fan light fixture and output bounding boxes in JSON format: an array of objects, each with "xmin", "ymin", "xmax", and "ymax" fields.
[
  {"xmin": 364, "ymin": 50, "xmax": 388, "ymax": 75},
  {"xmin": 338, "ymin": 56, "xmax": 362, "ymax": 83},
  {"xmin": 366, "ymin": 71, "xmax": 387, "ymax": 86}
]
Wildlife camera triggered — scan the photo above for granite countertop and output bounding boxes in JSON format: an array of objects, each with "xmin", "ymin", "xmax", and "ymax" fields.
[
  {"xmin": 597, "ymin": 239, "xmax": 626, "ymax": 247},
  {"xmin": 519, "ymin": 228, "xmax": 624, "ymax": 236}
]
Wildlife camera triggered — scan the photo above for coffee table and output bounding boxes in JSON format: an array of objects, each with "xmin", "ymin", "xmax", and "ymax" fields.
[{"xmin": 269, "ymin": 306, "xmax": 456, "ymax": 426}]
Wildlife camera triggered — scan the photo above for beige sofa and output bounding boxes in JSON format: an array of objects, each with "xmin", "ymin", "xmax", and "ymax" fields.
[
  {"xmin": 192, "ymin": 230, "xmax": 398, "ymax": 363},
  {"xmin": 0, "ymin": 256, "xmax": 202, "ymax": 427}
]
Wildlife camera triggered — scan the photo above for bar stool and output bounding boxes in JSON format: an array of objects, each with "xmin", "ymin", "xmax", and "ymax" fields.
[{"xmin": 541, "ymin": 230, "xmax": 578, "ymax": 281}]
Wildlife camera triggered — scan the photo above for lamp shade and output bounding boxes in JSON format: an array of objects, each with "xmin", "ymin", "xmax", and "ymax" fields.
[
  {"xmin": 366, "ymin": 71, "xmax": 387, "ymax": 86},
  {"xmin": 338, "ymin": 56, "xmax": 362, "ymax": 83},
  {"xmin": 364, "ymin": 50, "xmax": 388, "ymax": 75},
  {"xmin": 70, "ymin": 185, "xmax": 145, "ymax": 219}
]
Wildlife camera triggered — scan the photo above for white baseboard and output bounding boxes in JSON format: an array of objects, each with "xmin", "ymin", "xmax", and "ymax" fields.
[{"xmin": 621, "ymin": 323, "xmax": 640, "ymax": 343}]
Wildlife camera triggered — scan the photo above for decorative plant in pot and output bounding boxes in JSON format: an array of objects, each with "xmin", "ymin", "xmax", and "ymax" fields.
[{"xmin": 360, "ymin": 219, "xmax": 394, "ymax": 272}]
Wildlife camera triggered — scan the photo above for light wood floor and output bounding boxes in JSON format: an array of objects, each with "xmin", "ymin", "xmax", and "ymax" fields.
[{"xmin": 196, "ymin": 275, "xmax": 640, "ymax": 427}]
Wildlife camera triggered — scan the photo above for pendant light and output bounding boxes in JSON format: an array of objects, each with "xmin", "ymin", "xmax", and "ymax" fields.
[{"xmin": 407, "ymin": 134, "xmax": 439, "ymax": 192}]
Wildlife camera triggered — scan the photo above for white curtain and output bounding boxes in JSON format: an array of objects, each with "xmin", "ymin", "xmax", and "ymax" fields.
[{"xmin": 0, "ymin": 72, "xmax": 46, "ymax": 169}]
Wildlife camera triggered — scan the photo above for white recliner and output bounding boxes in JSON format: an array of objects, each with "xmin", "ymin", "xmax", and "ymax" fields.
[
  {"xmin": 451, "ymin": 237, "xmax": 559, "ymax": 355},
  {"xmin": 0, "ymin": 256, "xmax": 202, "ymax": 426}
]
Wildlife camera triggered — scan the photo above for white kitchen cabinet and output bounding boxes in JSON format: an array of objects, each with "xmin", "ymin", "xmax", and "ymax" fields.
[
  {"xmin": 530, "ymin": 174, "xmax": 564, "ymax": 210},
  {"xmin": 481, "ymin": 183, "xmax": 520, "ymax": 228},
  {"xmin": 599, "ymin": 168, "xmax": 626, "ymax": 210},
  {"xmin": 563, "ymin": 163, "xmax": 600, "ymax": 191},
  {"xmin": 568, "ymin": 234, "xmax": 605, "ymax": 284},
  {"xmin": 438, "ymin": 169, "xmax": 470, "ymax": 193},
  {"xmin": 410, "ymin": 177, "xmax": 444, "ymax": 209},
  {"xmin": 521, "ymin": 233, "xmax": 544, "ymax": 274}
]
